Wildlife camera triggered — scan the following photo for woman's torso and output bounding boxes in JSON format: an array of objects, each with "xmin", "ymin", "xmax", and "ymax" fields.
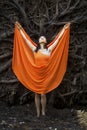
[{"xmin": 34, "ymin": 49, "xmax": 51, "ymax": 66}]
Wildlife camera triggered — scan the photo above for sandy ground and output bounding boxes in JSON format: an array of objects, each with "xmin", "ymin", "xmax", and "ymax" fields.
[{"xmin": 0, "ymin": 101, "xmax": 87, "ymax": 130}]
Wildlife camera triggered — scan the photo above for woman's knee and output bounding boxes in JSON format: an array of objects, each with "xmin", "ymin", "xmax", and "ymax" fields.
[
  {"xmin": 35, "ymin": 93, "xmax": 40, "ymax": 98},
  {"xmin": 41, "ymin": 94, "xmax": 46, "ymax": 98}
]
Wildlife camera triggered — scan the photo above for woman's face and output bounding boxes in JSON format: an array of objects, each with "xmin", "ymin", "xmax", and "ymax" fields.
[{"xmin": 39, "ymin": 36, "xmax": 47, "ymax": 44}]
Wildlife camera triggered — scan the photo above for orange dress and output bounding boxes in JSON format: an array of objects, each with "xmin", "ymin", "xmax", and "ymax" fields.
[{"xmin": 12, "ymin": 25, "xmax": 70, "ymax": 94}]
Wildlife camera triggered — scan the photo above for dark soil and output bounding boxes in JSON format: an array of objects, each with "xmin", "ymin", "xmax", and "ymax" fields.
[{"xmin": 0, "ymin": 101, "xmax": 87, "ymax": 130}]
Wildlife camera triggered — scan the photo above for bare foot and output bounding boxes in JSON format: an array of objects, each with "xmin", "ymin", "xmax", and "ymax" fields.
[
  {"xmin": 37, "ymin": 112, "xmax": 40, "ymax": 117},
  {"xmin": 42, "ymin": 111, "xmax": 45, "ymax": 116}
]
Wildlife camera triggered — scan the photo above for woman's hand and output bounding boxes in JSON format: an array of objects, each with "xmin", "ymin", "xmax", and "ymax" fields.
[
  {"xmin": 64, "ymin": 22, "xmax": 71, "ymax": 29},
  {"xmin": 15, "ymin": 21, "xmax": 22, "ymax": 30}
]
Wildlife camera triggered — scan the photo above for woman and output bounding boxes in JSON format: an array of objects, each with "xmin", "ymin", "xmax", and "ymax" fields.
[{"xmin": 14, "ymin": 21, "xmax": 70, "ymax": 117}]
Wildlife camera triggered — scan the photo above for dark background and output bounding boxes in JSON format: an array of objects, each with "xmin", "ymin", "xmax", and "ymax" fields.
[{"xmin": 0, "ymin": 0, "xmax": 87, "ymax": 108}]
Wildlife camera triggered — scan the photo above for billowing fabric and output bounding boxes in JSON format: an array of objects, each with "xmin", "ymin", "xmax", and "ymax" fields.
[{"xmin": 12, "ymin": 25, "xmax": 70, "ymax": 94}]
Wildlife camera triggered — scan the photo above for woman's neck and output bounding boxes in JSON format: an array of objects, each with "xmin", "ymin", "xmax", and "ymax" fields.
[{"xmin": 40, "ymin": 43, "xmax": 45, "ymax": 49}]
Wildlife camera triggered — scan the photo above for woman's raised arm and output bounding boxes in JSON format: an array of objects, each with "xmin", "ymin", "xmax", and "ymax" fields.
[
  {"xmin": 15, "ymin": 21, "xmax": 36, "ymax": 51},
  {"xmin": 48, "ymin": 22, "xmax": 70, "ymax": 52}
]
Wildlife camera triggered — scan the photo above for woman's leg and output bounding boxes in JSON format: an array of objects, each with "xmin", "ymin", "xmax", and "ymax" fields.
[
  {"xmin": 35, "ymin": 93, "xmax": 40, "ymax": 117},
  {"xmin": 41, "ymin": 94, "xmax": 46, "ymax": 116}
]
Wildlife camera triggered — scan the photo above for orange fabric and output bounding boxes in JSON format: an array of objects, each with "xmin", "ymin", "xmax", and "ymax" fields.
[{"xmin": 12, "ymin": 25, "xmax": 70, "ymax": 94}]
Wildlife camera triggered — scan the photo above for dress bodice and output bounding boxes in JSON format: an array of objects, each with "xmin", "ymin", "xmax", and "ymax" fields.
[{"xmin": 34, "ymin": 49, "xmax": 50, "ymax": 66}]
